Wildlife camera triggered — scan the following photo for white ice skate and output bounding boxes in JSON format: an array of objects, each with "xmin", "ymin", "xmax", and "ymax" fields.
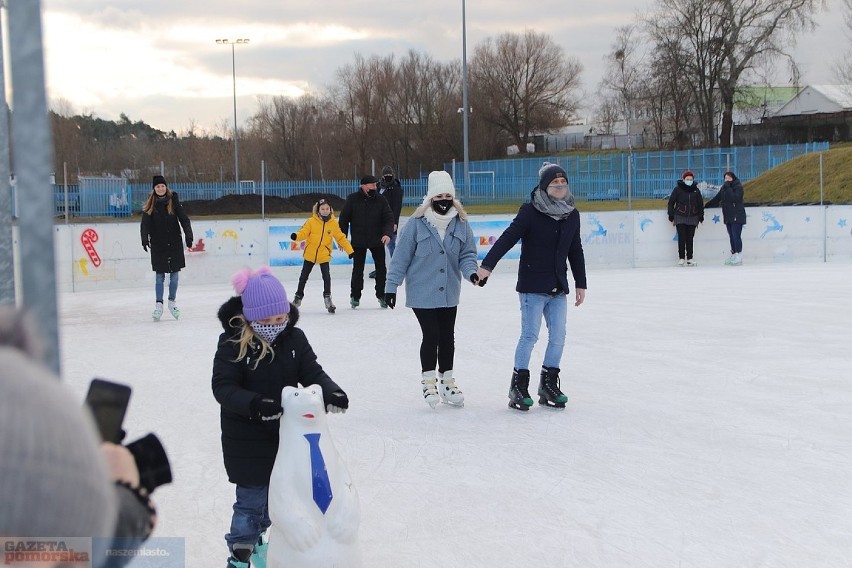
[
  {"xmin": 421, "ymin": 371, "xmax": 439, "ymax": 409},
  {"xmin": 438, "ymin": 370, "xmax": 464, "ymax": 407},
  {"xmin": 168, "ymin": 300, "xmax": 180, "ymax": 319},
  {"xmin": 152, "ymin": 302, "xmax": 163, "ymax": 321}
]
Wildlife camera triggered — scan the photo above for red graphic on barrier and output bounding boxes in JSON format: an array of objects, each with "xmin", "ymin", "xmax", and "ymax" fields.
[
  {"xmin": 80, "ymin": 228, "xmax": 101, "ymax": 267},
  {"xmin": 189, "ymin": 238, "xmax": 206, "ymax": 252}
]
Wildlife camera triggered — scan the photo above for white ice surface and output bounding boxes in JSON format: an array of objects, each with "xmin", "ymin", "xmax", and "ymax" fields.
[{"xmin": 57, "ymin": 261, "xmax": 852, "ymax": 568}]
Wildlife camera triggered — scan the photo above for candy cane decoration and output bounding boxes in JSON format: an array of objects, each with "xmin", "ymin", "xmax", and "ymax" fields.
[{"xmin": 80, "ymin": 228, "xmax": 101, "ymax": 267}]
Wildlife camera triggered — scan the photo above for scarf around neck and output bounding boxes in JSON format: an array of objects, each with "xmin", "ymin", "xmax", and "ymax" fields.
[
  {"xmin": 532, "ymin": 188, "xmax": 576, "ymax": 220},
  {"xmin": 424, "ymin": 206, "xmax": 457, "ymax": 240}
]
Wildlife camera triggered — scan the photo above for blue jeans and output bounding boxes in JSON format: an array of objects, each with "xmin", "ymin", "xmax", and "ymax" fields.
[
  {"xmin": 387, "ymin": 232, "xmax": 397, "ymax": 257},
  {"xmin": 155, "ymin": 272, "xmax": 179, "ymax": 303},
  {"xmin": 726, "ymin": 223, "xmax": 744, "ymax": 254},
  {"xmin": 226, "ymin": 485, "xmax": 271, "ymax": 552},
  {"xmin": 513, "ymin": 292, "xmax": 567, "ymax": 370}
]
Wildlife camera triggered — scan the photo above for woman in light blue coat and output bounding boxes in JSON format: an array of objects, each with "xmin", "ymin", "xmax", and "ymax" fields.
[{"xmin": 384, "ymin": 171, "xmax": 480, "ymax": 408}]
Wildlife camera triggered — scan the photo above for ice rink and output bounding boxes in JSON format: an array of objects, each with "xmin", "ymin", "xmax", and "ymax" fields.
[{"xmin": 57, "ymin": 260, "xmax": 852, "ymax": 567}]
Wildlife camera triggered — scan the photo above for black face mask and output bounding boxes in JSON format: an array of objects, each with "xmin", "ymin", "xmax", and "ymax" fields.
[
  {"xmin": 366, "ymin": 189, "xmax": 377, "ymax": 197},
  {"xmin": 432, "ymin": 199, "xmax": 453, "ymax": 215},
  {"xmin": 383, "ymin": 175, "xmax": 393, "ymax": 183},
  {"xmin": 320, "ymin": 213, "xmax": 331, "ymax": 222}
]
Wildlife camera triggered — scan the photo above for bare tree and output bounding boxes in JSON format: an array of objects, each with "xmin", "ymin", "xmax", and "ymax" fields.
[
  {"xmin": 835, "ymin": 0, "xmax": 852, "ymax": 87},
  {"xmin": 599, "ymin": 25, "xmax": 645, "ymax": 145},
  {"xmin": 648, "ymin": 0, "xmax": 824, "ymax": 148},
  {"xmin": 470, "ymin": 30, "xmax": 583, "ymax": 152}
]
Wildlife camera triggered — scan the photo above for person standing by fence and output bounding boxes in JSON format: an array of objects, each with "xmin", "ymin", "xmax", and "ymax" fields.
[
  {"xmin": 667, "ymin": 170, "xmax": 704, "ymax": 266},
  {"xmin": 370, "ymin": 165, "xmax": 403, "ymax": 280},
  {"xmin": 705, "ymin": 171, "xmax": 746, "ymax": 265},
  {"xmin": 141, "ymin": 175, "xmax": 193, "ymax": 320}
]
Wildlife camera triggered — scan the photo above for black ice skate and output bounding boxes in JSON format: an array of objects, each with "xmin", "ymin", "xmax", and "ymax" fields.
[
  {"xmin": 324, "ymin": 295, "xmax": 336, "ymax": 314},
  {"xmin": 538, "ymin": 366, "xmax": 568, "ymax": 409},
  {"xmin": 508, "ymin": 368, "xmax": 534, "ymax": 411}
]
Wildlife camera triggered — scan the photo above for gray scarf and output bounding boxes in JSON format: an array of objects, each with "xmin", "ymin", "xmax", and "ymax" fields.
[{"xmin": 532, "ymin": 188, "xmax": 575, "ymax": 220}]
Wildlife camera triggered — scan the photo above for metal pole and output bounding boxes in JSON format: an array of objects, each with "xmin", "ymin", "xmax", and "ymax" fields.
[
  {"xmin": 0, "ymin": 1, "xmax": 15, "ymax": 304},
  {"xmin": 461, "ymin": 0, "xmax": 470, "ymax": 197},
  {"xmin": 627, "ymin": 153, "xmax": 633, "ymax": 210},
  {"xmin": 231, "ymin": 42, "xmax": 239, "ymax": 189},
  {"xmin": 63, "ymin": 161, "xmax": 68, "ymax": 224},
  {"xmin": 261, "ymin": 160, "xmax": 266, "ymax": 220},
  {"xmin": 8, "ymin": 0, "xmax": 60, "ymax": 373},
  {"xmin": 820, "ymin": 153, "xmax": 826, "ymax": 263}
]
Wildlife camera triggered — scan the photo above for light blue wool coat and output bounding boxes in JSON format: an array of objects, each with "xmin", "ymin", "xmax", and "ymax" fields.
[{"xmin": 385, "ymin": 202, "xmax": 479, "ymax": 309}]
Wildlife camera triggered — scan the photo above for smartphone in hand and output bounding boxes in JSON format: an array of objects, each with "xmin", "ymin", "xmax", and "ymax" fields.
[{"xmin": 84, "ymin": 378, "xmax": 132, "ymax": 443}]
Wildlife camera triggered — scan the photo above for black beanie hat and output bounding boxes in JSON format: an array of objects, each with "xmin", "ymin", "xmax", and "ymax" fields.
[
  {"xmin": 360, "ymin": 175, "xmax": 377, "ymax": 185},
  {"xmin": 538, "ymin": 162, "xmax": 567, "ymax": 191},
  {"xmin": 381, "ymin": 166, "xmax": 394, "ymax": 176},
  {"xmin": 152, "ymin": 175, "xmax": 167, "ymax": 188}
]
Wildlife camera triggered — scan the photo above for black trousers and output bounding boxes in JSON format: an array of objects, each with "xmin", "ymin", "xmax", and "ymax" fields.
[
  {"xmin": 296, "ymin": 261, "xmax": 331, "ymax": 297},
  {"xmin": 413, "ymin": 307, "xmax": 458, "ymax": 374},
  {"xmin": 676, "ymin": 224, "xmax": 697, "ymax": 260},
  {"xmin": 350, "ymin": 245, "xmax": 386, "ymax": 300}
]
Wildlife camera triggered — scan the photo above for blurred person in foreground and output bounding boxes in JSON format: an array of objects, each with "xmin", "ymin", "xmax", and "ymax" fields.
[{"xmin": 0, "ymin": 306, "xmax": 156, "ymax": 568}]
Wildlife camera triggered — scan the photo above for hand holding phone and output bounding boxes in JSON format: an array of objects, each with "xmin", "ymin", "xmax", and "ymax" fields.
[{"xmin": 84, "ymin": 378, "xmax": 132, "ymax": 444}]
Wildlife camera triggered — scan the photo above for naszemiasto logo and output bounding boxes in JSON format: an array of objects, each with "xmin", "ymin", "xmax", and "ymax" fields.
[{"xmin": 3, "ymin": 539, "xmax": 89, "ymax": 565}]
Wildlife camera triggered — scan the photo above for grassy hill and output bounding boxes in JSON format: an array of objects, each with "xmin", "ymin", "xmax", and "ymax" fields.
[{"xmin": 743, "ymin": 144, "xmax": 852, "ymax": 204}]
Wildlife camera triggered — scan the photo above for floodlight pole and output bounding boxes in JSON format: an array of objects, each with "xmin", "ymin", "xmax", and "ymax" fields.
[
  {"xmin": 0, "ymin": 1, "xmax": 15, "ymax": 304},
  {"xmin": 461, "ymin": 0, "xmax": 470, "ymax": 196},
  {"xmin": 216, "ymin": 38, "xmax": 250, "ymax": 189}
]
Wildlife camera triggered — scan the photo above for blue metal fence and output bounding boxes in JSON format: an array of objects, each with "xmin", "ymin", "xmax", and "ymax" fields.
[{"xmin": 43, "ymin": 142, "xmax": 828, "ymax": 217}]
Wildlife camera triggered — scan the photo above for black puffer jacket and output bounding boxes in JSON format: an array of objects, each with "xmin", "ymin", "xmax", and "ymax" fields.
[
  {"xmin": 338, "ymin": 189, "xmax": 394, "ymax": 247},
  {"xmin": 140, "ymin": 192, "xmax": 193, "ymax": 273},
  {"xmin": 667, "ymin": 181, "xmax": 704, "ymax": 226},
  {"xmin": 378, "ymin": 178, "xmax": 403, "ymax": 229},
  {"xmin": 211, "ymin": 297, "xmax": 342, "ymax": 486},
  {"xmin": 705, "ymin": 177, "xmax": 746, "ymax": 224}
]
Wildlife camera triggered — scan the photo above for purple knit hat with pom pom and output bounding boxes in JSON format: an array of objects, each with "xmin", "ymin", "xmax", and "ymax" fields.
[{"xmin": 231, "ymin": 266, "xmax": 289, "ymax": 321}]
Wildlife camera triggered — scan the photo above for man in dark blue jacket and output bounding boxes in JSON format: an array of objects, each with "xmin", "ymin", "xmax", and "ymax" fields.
[
  {"xmin": 477, "ymin": 162, "xmax": 587, "ymax": 411},
  {"xmin": 338, "ymin": 175, "xmax": 394, "ymax": 308}
]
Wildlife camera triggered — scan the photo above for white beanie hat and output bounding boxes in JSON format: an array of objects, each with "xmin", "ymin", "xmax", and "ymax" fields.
[{"xmin": 424, "ymin": 171, "xmax": 456, "ymax": 201}]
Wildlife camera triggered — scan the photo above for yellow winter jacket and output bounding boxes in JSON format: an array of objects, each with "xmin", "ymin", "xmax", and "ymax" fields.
[{"xmin": 293, "ymin": 212, "xmax": 354, "ymax": 264}]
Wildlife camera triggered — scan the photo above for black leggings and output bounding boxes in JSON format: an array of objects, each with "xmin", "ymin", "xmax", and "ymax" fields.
[
  {"xmin": 296, "ymin": 261, "xmax": 331, "ymax": 297},
  {"xmin": 676, "ymin": 224, "xmax": 697, "ymax": 260},
  {"xmin": 412, "ymin": 307, "xmax": 457, "ymax": 374}
]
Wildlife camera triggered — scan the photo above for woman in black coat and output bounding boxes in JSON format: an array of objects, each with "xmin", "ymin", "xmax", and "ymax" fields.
[
  {"xmin": 705, "ymin": 171, "xmax": 746, "ymax": 265},
  {"xmin": 140, "ymin": 175, "xmax": 193, "ymax": 320},
  {"xmin": 667, "ymin": 170, "xmax": 704, "ymax": 266}
]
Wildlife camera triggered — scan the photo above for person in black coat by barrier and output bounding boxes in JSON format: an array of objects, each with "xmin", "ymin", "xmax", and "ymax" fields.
[
  {"xmin": 140, "ymin": 175, "xmax": 193, "ymax": 320},
  {"xmin": 705, "ymin": 171, "xmax": 746, "ymax": 265}
]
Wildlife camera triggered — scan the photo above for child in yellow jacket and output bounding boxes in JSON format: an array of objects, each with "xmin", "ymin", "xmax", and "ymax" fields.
[{"xmin": 290, "ymin": 198, "xmax": 354, "ymax": 313}]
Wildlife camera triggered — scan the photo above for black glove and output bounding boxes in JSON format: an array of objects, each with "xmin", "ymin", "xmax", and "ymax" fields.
[
  {"xmin": 384, "ymin": 293, "xmax": 396, "ymax": 309},
  {"xmin": 291, "ymin": 233, "xmax": 298, "ymax": 241},
  {"xmin": 142, "ymin": 243, "xmax": 148, "ymax": 252},
  {"xmin": 324, "ymin": 389, "xmax": 349, "ymax": 414},
  {"xmin": 699, "ymin": 217, "xmax": 704, "ymax": 223},
  {"xmin": 668, "ymin": 216, "xmax": 674, "ymax": 222},
  {"xmin": 470, "ymin": 273, "xmax": 479, "ymax": 284},
  {"xmin": 477, "ymin": 276, "xmax": 488, "ymax": 287},
  {"xmin": 348, "ymin": 253, "xmax": 354, "ymax": 259},
  {"xmin": 185, "ymin": 236, "xmax": 193, "ymax": 248},
  {"xmin": 250, "ymin": 396, "xmax": 283, "ymax": 421}
]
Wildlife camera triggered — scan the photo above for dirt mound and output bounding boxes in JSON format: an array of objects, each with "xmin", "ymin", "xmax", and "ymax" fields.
[{"xmin": 182, "ymin": 192, "xmax": 346, "ymax": 216}]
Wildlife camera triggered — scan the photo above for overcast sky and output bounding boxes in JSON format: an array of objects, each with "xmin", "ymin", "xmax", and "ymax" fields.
[{"xmin": 25, "ymin": 1, "xmax": 848, "ymax": 133}]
